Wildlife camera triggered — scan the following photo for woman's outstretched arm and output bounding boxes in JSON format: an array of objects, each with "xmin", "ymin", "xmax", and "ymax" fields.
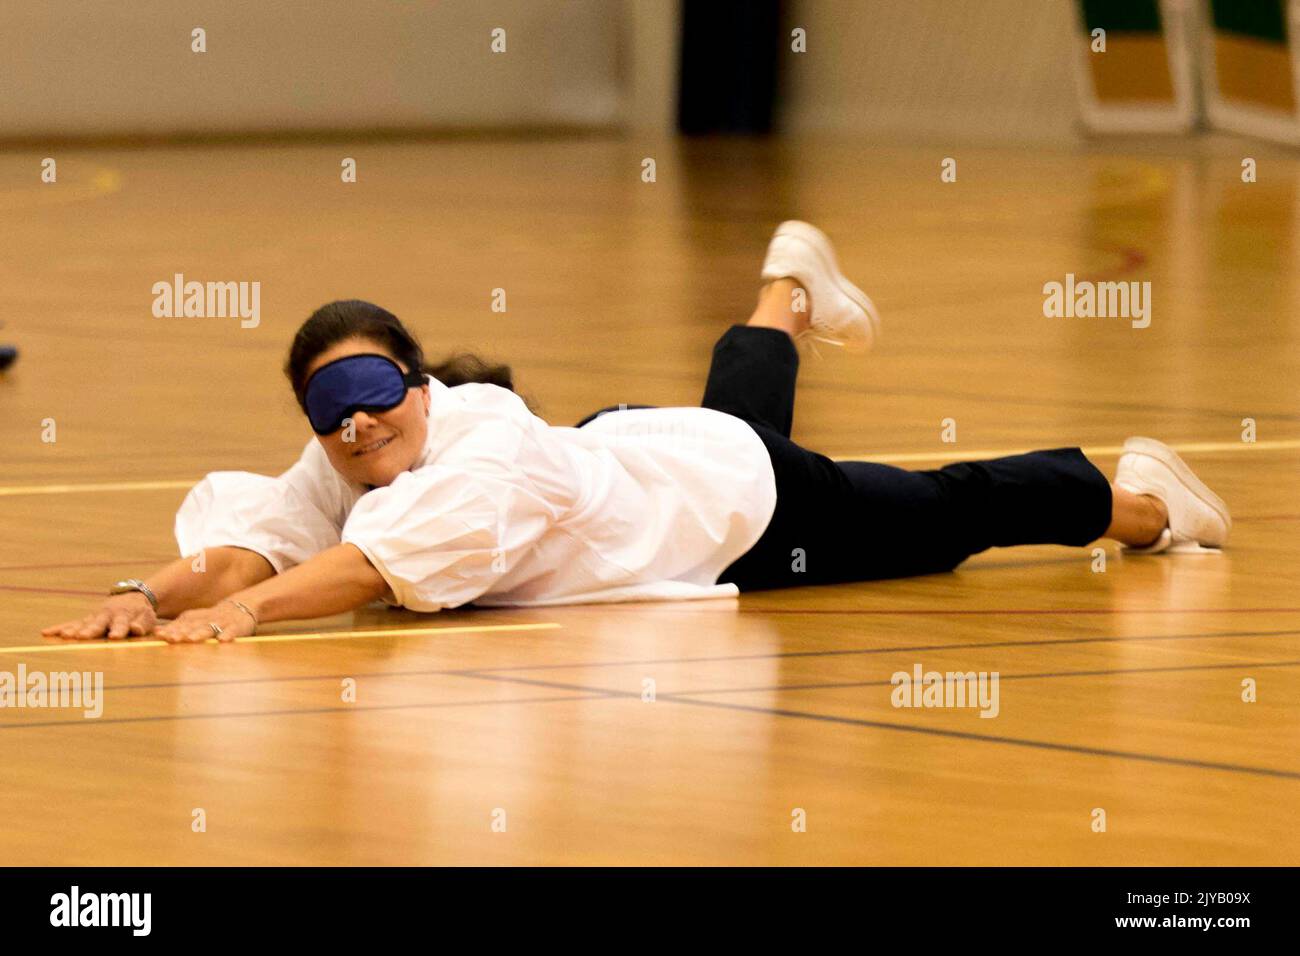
[
  {"xmin": 42, "ymin": 546, "xmax": 276, "ymax": 640},
  {"xmin": 154, "ymin": 543, "xmax": 390, "ymax": 643}
]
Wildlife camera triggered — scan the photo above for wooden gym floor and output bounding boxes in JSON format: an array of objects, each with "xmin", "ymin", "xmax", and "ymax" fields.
[{"xmin": 1, "ymin": 134, "xmax": 1297, "ymax": 865}]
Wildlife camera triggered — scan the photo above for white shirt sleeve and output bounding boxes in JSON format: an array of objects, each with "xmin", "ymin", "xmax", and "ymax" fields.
[
  {"xmin": 173, "ymin": 442, "xmax": 346, "ymax": 574},
  {"xmin": 341, "ymin": 390, "xmax": 562, "ymax": 612}
]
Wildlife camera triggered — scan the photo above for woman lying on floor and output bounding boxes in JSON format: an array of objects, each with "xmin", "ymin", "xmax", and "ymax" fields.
[{"xmin": 43, "ymin": 222, "xmax": 1230, "ymax": 643}]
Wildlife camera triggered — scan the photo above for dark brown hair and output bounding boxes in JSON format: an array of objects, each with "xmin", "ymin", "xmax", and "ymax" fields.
[{"xmin": 284, "ymin": 300, "xmax": 533, "ymax": 413}]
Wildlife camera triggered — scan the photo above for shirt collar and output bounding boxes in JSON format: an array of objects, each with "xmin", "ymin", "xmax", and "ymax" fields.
[{"xmin": 411, "ymin": 373, "xmax": 448, "ymax": 471}]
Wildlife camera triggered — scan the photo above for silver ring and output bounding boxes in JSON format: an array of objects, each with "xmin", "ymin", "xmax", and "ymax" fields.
[{"xmin": 209, "ymin": 622, "xmax": 223, "ymax": 638}]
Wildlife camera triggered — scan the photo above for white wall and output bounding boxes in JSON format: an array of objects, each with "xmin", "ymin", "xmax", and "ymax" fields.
[
  {"xmin": 621, "ymin": 0, "xmax": 683, "ymax": 133},
  {"xmin": 2, "ymin": 0, "xmax": 1087, "ymax": 143},
  {"xmin": 0, "ymin": 0, "xmax": 625, "ymax": 137},
  {"xmin": 778, "ymin": 0, "xmax": 1083, "ymax": 143}
]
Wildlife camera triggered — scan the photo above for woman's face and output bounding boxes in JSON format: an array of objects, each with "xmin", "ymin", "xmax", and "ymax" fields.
[{"xmin": 303, "ymin": 338, "xmax": 431, "ymax": 488}]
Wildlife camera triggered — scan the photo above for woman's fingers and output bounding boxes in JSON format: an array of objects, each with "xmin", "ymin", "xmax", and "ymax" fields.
[
  {"xmin": 42, "ymin": 598, "xmax": 159, "ymax": 641},
  {"xmin": 41, "ymin": 619, "xmax": 81, "ymax": 637},
  {"xmin": 75, "ymin": 610, "xmax": 113, "ymax": 639},
  {"xmin": 156, "ymin": 608, "xmax": 243, "ymax": 644},
  {"xmin": 106, "ymin": 609, "xmax": 137, "ymax": 640},
  {"xmin": 168, "ymin": 623, "xmax": 213, "ymax": 644},
  {"xmin": 125, "ymin": 608, "xmax": 157, "ymax": 638},
  {"xmin": 156, "ymin": 617, "xmax": 204, "ymax": 644}
]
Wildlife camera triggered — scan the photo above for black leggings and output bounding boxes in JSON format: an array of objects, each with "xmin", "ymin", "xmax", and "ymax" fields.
[{"xmin": 578, "ymin": 325, "xmax": 1113, "ymax": 592}]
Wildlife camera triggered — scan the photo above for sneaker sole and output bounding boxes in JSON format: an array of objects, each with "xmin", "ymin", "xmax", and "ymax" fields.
[
  {"xmin": 771, "ymin": 221, "xmax": 881, "ymax": 348},
  {"xmin": 1121, "ymin": 437, "xmax": 1232, "ymax": 536}
]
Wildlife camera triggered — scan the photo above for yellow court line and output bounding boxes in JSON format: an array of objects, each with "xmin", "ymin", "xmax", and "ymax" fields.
[
  {"xmin": 0, "ymin": 479, "xmax": 197, "ymax": 497},
  {"xmin": 0, "ymin": 439, "xmax": 1295, "ymax": 498},
  {"xmin": 0, "ymin": 168, "xmax": 122, "ymax": 211},
  {"xmin": 0, "ymin": 621, "xmax": 560, "ymax": 655}
]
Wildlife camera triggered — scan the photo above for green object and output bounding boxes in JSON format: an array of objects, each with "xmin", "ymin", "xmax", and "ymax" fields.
[
  {"xmin": 1080, "ymin": 0, "xmax": 1163, "ymax": 34},
  {"xmin": 1211, "ymin": 0, "xmax": 1288, "ymax": 43}
]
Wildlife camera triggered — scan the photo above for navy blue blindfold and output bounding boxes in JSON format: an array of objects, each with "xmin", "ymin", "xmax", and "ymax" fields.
[{"xmin": 303, "ymin": 353, "xmax": 425, "ymax": 435}]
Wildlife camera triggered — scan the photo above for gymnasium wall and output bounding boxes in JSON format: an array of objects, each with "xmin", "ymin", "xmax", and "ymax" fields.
[
  {"xmin": 11, "ymin": 0, "xmax": 1292, "ymax": 145},
  {"xmin": 777, "ymin": 0, "xmax": 1084, "ymax": 142},
  {"xmin": 0, "ymin": 0, "xmax": 625, "ymax": 138}
]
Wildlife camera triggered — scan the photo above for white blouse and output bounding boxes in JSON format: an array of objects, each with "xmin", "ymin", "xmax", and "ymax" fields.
[{"xmin": 174, "ymin": 376, "xmax": 778, "ymax": 611}]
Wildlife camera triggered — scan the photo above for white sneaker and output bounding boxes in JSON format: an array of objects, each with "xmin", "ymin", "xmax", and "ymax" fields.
[
  {"xmin": 1114, "ymin": 437, "xmax": 1231, "ymax": 554},
  {"xmin": 760, "ymin": 220, "xmax": 880, "ymax": 352}
]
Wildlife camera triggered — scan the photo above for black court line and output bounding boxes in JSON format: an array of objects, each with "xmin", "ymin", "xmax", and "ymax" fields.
[
  {"xmin": 0, "ymin": 691, "xmax": 615, "ymax": 732},
  {"xmin": 669, "ymin": 658, "xmax": 1300, "ymax": 697},
  {"xmin": 452, "ymin": 672, "xmax": 1300, "ymax": 782},
  {"xmin": 471, "ymin": 627, "xmax": 1300, "ymax": 674},
  {"xmin": 49, "ymin": 626, "xmax": 1300, "ymax": 694}
]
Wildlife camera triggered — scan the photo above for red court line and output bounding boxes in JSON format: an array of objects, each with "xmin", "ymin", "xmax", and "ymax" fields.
[
  {"xmin": 0, "ymin": 584, "xmax": 104, "ymax": 597},
  {"xmin": 0, "ymin": 558, "xmax": 173, "ymax": 573},
  {"xmin": 0, "ymin": 691, "xmax": 617, "ymax": 732}
]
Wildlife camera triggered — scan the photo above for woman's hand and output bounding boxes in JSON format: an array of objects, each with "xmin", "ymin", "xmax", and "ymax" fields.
[
  {"xmin": 41, "ymin": 592, "xmax": 157, "ymax": 640},
  {"xmin": 155, "ymin": 601, "xmax": 257, "ymax": 644}
]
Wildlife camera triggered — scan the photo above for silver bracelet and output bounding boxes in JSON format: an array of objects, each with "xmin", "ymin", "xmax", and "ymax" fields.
[
  {"xmin": 108, "ymin": 578, "xmax": 159, "ymax": 611},
  {"xmin": 222, "ymin": 599, "xmax": 259, "ymax": 633}
]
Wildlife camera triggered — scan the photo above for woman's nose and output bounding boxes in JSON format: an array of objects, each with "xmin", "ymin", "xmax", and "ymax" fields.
[{"xmin": 350, "ymin": 410, "xmax": 380, "ymax": 430}]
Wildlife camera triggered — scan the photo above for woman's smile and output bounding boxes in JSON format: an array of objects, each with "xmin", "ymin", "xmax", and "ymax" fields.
[{"xmin": 353, "ymin": 434, "xmax": 396, "ymax": 457}]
